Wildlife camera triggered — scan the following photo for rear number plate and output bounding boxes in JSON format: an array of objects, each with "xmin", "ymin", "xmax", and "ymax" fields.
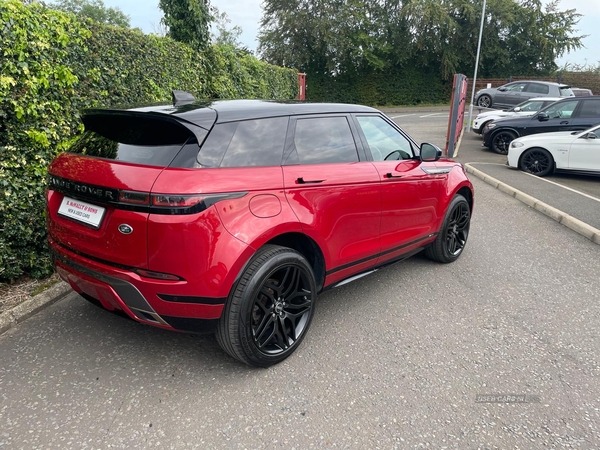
[{"xmin": 58, "ymin": 196, "xmax": 106, "ymax": 229}]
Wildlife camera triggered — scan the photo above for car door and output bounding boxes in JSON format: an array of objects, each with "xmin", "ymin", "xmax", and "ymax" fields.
[
  {"xmin": 352, "ymin": 114, "xmax": 443, "ymax": 264},
  {"xmin": 527, "ymin": 99, "xmax": 580, "ymax": 135},
  {"xmin": 568, "ymin": 126, "xmax": 600, "ymax": 171},
  {"xmin": 569, "ymin": 98, "xmax": 600, "ymax": 132},
  {"xmin": 282, "ymin": 115, "xmax": 382, "ymax": 278},
  {"xmin": 496, "ymin": 82, "xmax": 528, "ymax": 107}
]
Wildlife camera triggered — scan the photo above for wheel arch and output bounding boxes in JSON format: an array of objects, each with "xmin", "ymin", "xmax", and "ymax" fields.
[
  {"xmin": 456, "ymin": 185, "xmax": 474, "ymax": 213},
  {"xmin": 264, "ymin": 232, "xmax": 326, "ymax": 292},
  {"xmin": 491, "ymin": 127, "xmax": 520, "ymax": 140}
]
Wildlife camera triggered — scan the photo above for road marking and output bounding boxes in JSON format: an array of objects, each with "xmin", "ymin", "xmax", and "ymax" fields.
[
  {"xmin": 390, "ymin": 114, "xmax": 416, "ymax": 118},
  {"xmin": 469, "ymin": 162, "xmax": 600, "ymax": 203},
  {"xmin": 419, "ymin": 113, "xmax": 448, "ymax": 118},
  {"xmin": 523, "ymin": 172, "xmax": 600, "ymax": 203}
]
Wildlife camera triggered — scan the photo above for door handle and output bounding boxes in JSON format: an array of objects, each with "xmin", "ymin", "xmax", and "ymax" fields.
[
  {"xmin": 384, "ymin": 173, "xmax": 403, "ymax": 179},
  {"xmin": 296, "ymin": 177, "xmax": 325, "ymax": 184},
  {"xmin": 560, "ymin": 121, "xmax": 570, "ymax": 125}
]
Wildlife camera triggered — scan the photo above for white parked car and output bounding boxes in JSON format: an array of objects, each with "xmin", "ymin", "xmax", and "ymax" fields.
[
  {"xmin": 507, "ymin": 124, "xmax": 600, "ymax": 176},
  {"xmin": 473, "ymin": 97, "xmax": 561, "ymax": 134}
]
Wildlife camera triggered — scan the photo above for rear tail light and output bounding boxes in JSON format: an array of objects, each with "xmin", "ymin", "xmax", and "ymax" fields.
[
  {"xmin": 152, "ymin": 195, "xmax": 205, "ymax": 208},
  {"xmin": 118, "ymin": 191, "xmax": 247, "ymax": 215},
  {"xmin": 119, "ymin": 191, "xmax": 150, "ymax": 205},
  {"xmin": 47, "ymin": 175, "xmax": 247, "ymax": 215}
]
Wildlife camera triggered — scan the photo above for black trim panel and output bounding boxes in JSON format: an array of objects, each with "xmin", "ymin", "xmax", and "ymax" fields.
[
  {"xmin": 160, "ymin": 316, "xmax": 219, "ymax": 334},
  {"xmin": 157, "ymin": 294, "xmax": 225, "ymax": 305},
  {"xmin": 325, "ymin": 233, "xmax": 437, "ymax": 277}
]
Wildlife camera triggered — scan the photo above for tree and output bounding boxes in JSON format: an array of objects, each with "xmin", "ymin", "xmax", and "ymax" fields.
[
  {"xmin": 49, "ymin": 0, "xmax": 130, "ymax": 28},
  {"xmin": 258, "ymin": 0, "xmax": 585, "ymax": 79},
  {"xmin": 159, "ymin": 0, "xmax": 211, "ymax": 51},
  {"xmin": 210, "ymin": 8, "xmax": 252, "ymax": 54}
]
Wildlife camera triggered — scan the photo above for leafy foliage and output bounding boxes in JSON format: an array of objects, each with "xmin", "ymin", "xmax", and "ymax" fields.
[
  {"xmin": 159, "ymin": 0, "xmax": 211, "ymax": 51},
  {"xmin": 259, "ymin": 0, "xmax": 585, "ymax": 104},
  {"xmin": 48, "ymin": 0, "xmax": 131, "ymax": 28},
  {"xmin": 0, "ymin": 0, "xmax": 297, "ymax": 282}
]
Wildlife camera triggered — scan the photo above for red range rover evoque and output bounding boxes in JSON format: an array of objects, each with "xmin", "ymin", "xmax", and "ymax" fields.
[{"xmin": 47, "ymin": 93, "xmax": 474, "ymax": 367}]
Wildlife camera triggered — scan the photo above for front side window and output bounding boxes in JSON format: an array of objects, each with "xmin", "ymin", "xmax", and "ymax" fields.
[
  {"xmin": 502, "ymin": 83, "xmax": 527, "ymax": 92},
  {"xmin": 286, "ymin": 117, "xmax": 359, "ymax": 165},
  {"xmin": 542, "ymin": 100, "xmax": 579, "ymax": 119},
  {"xmin": 356, "ymin": 115, "xmax": 413, "ymax": 161},
  {"xmin": 516, "ymin": 100, "xmax": 545, "ymax": 112},
  {"xmin": 197, "ymin": 117, "xmax": 288, "ymax": 168}
]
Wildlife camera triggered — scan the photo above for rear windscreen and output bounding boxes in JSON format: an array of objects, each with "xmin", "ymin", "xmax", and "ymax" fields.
[
  {"xmin": 68, "ymin": 114, "xmax": 204, "ymax": 168},
  {"xmin": 559, "ymin": 87, "xmax": 574, "ymax": 97}
]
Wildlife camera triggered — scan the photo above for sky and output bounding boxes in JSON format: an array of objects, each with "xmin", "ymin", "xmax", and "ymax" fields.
[{"xmin": 103, "ymin": 0, "xmax": 599, "ymax": 68}]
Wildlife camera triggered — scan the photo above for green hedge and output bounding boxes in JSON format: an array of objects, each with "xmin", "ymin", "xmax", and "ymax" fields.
[
  {"xmin": 306, "ymin": 68, "xmax": 451, "ymax": 106},
  {"xmin": 0, "ymin": 0, "xmax": 297, "ymax": 282}
]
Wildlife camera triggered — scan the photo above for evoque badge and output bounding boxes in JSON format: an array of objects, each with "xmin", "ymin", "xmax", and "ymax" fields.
[{"xmin": 118, "ymin": 224, "xmax": 133, "ymax": 235}]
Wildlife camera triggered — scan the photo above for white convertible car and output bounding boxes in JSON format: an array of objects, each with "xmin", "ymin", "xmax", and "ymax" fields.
[
  {"xmin": 507, "ymin": 124, "xmax": 600, "ymax": 176},
  {"xmin": 472, "ymin": 97, "xmax": 561, "ymax": 134}
]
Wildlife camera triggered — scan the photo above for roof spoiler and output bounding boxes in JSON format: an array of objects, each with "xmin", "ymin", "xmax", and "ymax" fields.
[{"xmin": 172, "ymin": 90, "xmax": 196, "ymax": 106}]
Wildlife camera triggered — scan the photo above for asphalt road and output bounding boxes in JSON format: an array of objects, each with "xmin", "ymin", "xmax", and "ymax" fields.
[{"xmin": 2, "ymin": 113, "xmax": 600, "ymax": 449}]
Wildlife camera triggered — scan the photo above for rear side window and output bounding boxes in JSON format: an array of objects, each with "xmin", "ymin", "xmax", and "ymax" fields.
[
  {"xmin": 577, "ymin": 99, "xmax": 600, "ymax": 118},
  {"xmin": 526, "ymin": 83, "xmax": 549, "ymax": 94},
  {"xmin": 285, "ymin": 117, "xmax": 359, "ymax": 165},
  {"xmin": 73, "ymin": 114, "xmax": 203, "ymax": 168},
  {"xmin": 197, "ymin": 117, "xmax": 288, "ymax": 168}
]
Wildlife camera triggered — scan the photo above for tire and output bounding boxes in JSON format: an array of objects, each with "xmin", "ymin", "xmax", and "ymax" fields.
[
  {"xmin": 491, "ymin": 130, "xmax": 517, "ymax": 155},
  {"xmin": 477, "ymin": 94, "xmax": 492, "ymax": 108},
  {"xmin": 519, "ymin": 147, "xmax": 554, "ymax": 177},
  {"xmin": 425, "ymin": 194, "xmax": 471, "ymax": 264},
  {"xmin": 216, "ymin": 245, "xmax": 317, "ymax": 367}
]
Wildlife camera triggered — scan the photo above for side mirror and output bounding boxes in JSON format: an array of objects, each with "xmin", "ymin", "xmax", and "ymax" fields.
[
  {"xmin": 420, "ymin": 143, "xmax": 442, "ymax": 162},
  {"xmin": 497, "ymin": 87, "xmax": 507, "ymax": 92},
  {"xmin": 537, "ymin": 112, "xmax": 549, "ymax": 122},
  {"xmin": 585, "ymin": 132, "xmax": 597, "ymax": 139},
  {"xmin": 513, "ymin": 107, "xmax": 521, "ymax": 112}
]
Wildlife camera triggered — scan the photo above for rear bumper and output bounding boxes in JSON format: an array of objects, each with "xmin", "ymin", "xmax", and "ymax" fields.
[{"xmin": 50, "ymin": 238, "xmax": 222, "ymax": 334}]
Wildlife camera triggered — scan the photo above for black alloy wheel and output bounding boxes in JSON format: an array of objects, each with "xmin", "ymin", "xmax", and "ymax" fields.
[
  {"xmin": 445, "ymin": 201, "xmax": 470, "ymax": 257},
  {"xmin": 519, "ymin": 148, "xmax": 554, "ymax": 177},
  {"xmin": 477, "ymin": 94, "xmax": 492, "ymax": 108},
  {"xmin": 216, "ymin": 245, "xmax": 317, "ymax": 367},
  {"xmin": 425, "ymin": 194, "xmax": 471, "ymax": 263},
  {"xmin": 491, "ymin": 130, "xmax": 516, "ymax": 155},
  {"xmin": 251, "ymin": 265, "xmax": 313, "ymax": 355}
]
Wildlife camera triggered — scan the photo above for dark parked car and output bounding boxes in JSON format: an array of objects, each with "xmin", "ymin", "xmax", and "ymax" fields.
[
  {"xmin": 482, "ymin": 96, "xmax": 600, "ymax": 154},
  {"xmin": 475, "ymin": 81, "xmax": 574, "ymax": 109},
  {"xmin": 47, "ymin": 94, "xmax": 474, "ymax": 367}
]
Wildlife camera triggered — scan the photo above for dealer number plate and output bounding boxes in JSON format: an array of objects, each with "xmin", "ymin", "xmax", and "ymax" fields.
[{"xmin": 58, "ymin": 196, "xmax": 106, "ymax": 228}]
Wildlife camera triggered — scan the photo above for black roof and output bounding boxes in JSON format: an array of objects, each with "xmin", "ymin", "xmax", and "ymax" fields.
[{"xmin": 86, "ymin": 100, "xmax": 379, "ymax": 130}]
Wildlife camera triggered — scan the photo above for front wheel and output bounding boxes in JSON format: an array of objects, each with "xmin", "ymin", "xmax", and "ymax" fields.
[
  {"xmin": 425, "ymin": 194, "xmax": 471, "ymax": 263},
  {"xmin": 491, "ymin": 130, "xmax": 517, "ymax": 155},
  {"xmin": 519, "ymin": 148, "xmax": 554, "ymax": 177},
  {"xmin": 477, "ymin": 94, "xmax": 492, "ymax": 108},
  {"xmin": 216, "ymin": 245, "xmax": 317, "ymax": 367}
]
